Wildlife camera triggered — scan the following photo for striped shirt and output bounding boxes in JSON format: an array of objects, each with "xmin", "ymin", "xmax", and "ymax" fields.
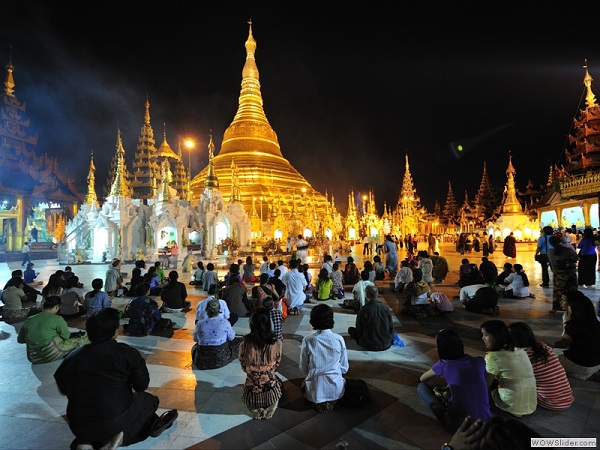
[{"xmin": 525, "ymin": 342, "xmax": 574, "ymax": 410}]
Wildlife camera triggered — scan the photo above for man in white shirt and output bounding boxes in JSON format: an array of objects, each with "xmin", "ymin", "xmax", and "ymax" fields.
[
  {"xmin": 196, "ymin": 295, "xmax": 237, "ymax": 326},
  {"xmin": 351, "ymin": 270, "xmax": 375, "ymax": 310},
  {"xmin": 321, "ymin": 255, "xmax": 334, "ymax": 275},
  {"xmin": 259, "ymin": 256, "xmax": 270, "ymax": 275},
  {"xmin": 21, "ymin": 241, "xmax": 32, "ymax": 266},
  {"xmin": 282, "ymin": 258, "xmax": 307, "ymax": 312},
  {"xmin": 296, "ymin": 234, "xmax": 309, "ymax": 264},
  {"xmin": 459, "ymin": 283, "xmax": 487, "ymax": 303},
  {"xmin": 277, "ymin": 259, "xmax": 288, "ymax": 276}
]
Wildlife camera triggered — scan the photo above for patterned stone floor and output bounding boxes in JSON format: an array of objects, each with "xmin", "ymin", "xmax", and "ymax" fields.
[{"xmin": 0, "ymin": 242, "xmax": 599, "ymax": 449}]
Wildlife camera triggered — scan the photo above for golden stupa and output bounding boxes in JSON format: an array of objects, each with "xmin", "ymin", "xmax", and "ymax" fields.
[{"xmin": 190, "ymin": 22, "xmax": 335, "ymax": 227}]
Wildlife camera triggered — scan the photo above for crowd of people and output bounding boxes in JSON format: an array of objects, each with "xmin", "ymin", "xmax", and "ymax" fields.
[{"xmin": 2, "ymin": 228, "xmax": 600, "ymax": 448}]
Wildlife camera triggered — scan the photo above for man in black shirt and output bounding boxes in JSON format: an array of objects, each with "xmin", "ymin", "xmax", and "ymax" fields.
[
  {"xmin": 54, "ymin": 308, "xmax": 177, "ymax": 449},
  {"xmin": 348, "ymin": 285, "xmax": 394, "ymax": 351}
]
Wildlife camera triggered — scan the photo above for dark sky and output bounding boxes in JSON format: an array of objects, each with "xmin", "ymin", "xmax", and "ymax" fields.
[{"xmin": 1, "ymin": 2, "xmax": 598, "ymax": 213}]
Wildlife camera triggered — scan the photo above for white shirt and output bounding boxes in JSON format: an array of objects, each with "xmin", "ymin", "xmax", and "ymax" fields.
[
  {"xmin": 417, "ymin": 258, "xmax": 434, "ymax": 283},
  {"xmin": 459, "ymin": 284, "xmax": 487, "ymax": 302},
  {"xmin": 259, "ymin": 261, "xmax": 270, "ymax": 274},
  {"xmin": 282, "ymin": 269, "xmax": 307, "ymax": 308},
  {"xmin": 394, "ymin": 267, "xmax": 413, "ymax": 287},
  {"xmin": 299, "ymin": 329, "xmax": 349, "ymax": 404},
  {"xmin": 278, "ymin": 264, "xmax": 288, "ymax": 276},
  {"xmin": 196, "ymin": 296, "xmax": 231, "ymax": 322},
  {"xmin": 22, "ymin": 244, "xmax": 30, "ymax": 253},
  {"xmin": 504, "ymin": 272, "xmax": 530, "ymax": 298},
  {"xmin": 321, "ymin": 261, "xmax": 333, "ymax": 275}
]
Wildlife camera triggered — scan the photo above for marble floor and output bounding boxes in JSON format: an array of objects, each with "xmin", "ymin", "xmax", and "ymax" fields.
[{"xmin": 1, "ymin": 242, "xmax": 599, "ymax": 449}]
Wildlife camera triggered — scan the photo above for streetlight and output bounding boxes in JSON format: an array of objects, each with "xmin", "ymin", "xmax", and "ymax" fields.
[{"xmin": 184, "ymin": 139, "xmax": 195, "ymax": 175}]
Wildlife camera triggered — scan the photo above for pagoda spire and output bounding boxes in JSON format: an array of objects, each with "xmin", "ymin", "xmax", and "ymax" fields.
[
  {"xmin": 85, "ymin": 151, "xmax": 98, "ymax": 208},
  {"xmin": 131, "ymin": 97, "xmax": 158, "ymax": 199},
  {"xmin": 3, "ymin": 52, "xmax": 15, "ymax": 97},
  {"xmin": 443, "ymin": 180, "xmax": 458, "ymax": 217},
  {"xmin": 219, "ymin": 19, "xmax": 282, "ymax": 157},
  {"xmin": 584, "ymin": 59, "xmax": 597, "ymax": 109},
  {"xmin": 109, "ymin": 129, "xmax": 132, "ymax": 198},
  {"xmin": 204, "ymin": 133, "xmax": 219, "ymax": 190},
  {"xmin": 501, "ymin": 152, "xmax": 523, "ymax": 214},
  {"xmin": 171, "ymin": 138, "xmax": 189, "ymax": 200}
]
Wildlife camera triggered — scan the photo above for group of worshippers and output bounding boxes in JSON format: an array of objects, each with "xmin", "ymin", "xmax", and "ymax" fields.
[{"xmin": 418, "ymin": 305, "xmax": 600, "ymax": 435}]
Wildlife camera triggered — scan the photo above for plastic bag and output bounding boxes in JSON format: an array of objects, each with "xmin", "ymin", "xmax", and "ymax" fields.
[{"xmin": 393, "ymin": 333, "xmax": 405, "ymax": 347}]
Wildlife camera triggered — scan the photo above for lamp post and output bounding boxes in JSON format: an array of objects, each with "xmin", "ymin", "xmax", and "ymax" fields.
[{"xmin": 184, "ymin": 139, "xmax": 195, "ymax": 175}]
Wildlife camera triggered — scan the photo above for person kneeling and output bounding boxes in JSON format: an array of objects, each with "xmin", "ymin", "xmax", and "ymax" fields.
[
  {"xmin": 54, "ymin": 308, "xmax": 178, "ymax": 449},
  {"xmin": 192, "ymin": 299, "xmax": 242, "ymax": 370}
]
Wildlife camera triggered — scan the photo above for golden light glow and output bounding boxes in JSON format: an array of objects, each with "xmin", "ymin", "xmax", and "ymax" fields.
[{"xmin": 184, "ymin": 139, "xmax": 195, "ymax": 150}]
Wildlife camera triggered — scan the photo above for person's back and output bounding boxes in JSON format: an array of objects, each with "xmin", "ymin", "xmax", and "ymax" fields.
[
  {"xmin": 84, "ymin": 279, "xmax": 111, "ymax": 318},
  {"xmin": 343, "ymin": 258, "xmax": 360, "ymax": 285},
  {"xmin": 350, "ymin": 286, "xmax": 393, "ymax": 351},
  {"xmin": 223, "ymin": 281, "xmax": 250, "ymax": 317},
  {"xmin": 202, "ymin": 265, "xmax": 217, "ymax": 292},
  {"xmin": 351, "ymin": 271, "xmax": 374, "ymax": 309}
]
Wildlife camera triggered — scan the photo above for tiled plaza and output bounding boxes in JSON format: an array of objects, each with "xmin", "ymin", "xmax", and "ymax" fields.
[{"xmin": 1, "ymin": 242, "xmax": 599, "ymax": 449}]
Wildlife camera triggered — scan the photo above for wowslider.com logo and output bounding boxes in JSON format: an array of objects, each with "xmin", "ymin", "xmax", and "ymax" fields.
[{"xmin": 531, "ymin": 438, "xmax": 596, "ymax": 448}]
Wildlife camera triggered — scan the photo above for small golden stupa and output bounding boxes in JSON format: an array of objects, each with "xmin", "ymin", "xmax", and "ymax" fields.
[{"xmin": 190, "ymin": 22, "xmax": 335, "ymax": 229}]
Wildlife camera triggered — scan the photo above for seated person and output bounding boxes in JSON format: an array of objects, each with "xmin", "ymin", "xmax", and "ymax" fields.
[
  {"xmin": 458, "ymin": 258, "xmax": 471, "ymax": 281},
  {"xmin": 373, "ymin": 255, "xmax": 386, "ymax": 281},
  {"xmin": 502, "ymin": 264, "xmax": 531, "ymax": 298},
  {"xmin": 60, "ymin": 275, "xmax": 86, "ymax": 318},
  {"xmin": 430, "ymin": 252, "xmax": 449, "ymax": 283},
  {"xmin": 83, "ymin": 278, "xmax": 112, "ymax": 318},
  {"xmin": 5, "ymin": 269, "xmax": 41, "ymax": 302},
  {"xmin": 479, "ymin": 257, "xmax": 498, "ymax": 285},
  {"xmin": 343, "ymin": 256, "xmax": 360, "ymax": 285},
  {"xmin": 128, "ymin": 260, "xmax": 146, "ymax": 294},
  {"xmin": 191, "ymin": 261, "xmax": 205, "ymax": 286},
  {"xmin": 202, "ymin": 263, "xmax": 218, "ymax": 292},
  {"xmin": 160, "ymin": 270, "xmax": 191, "ymax": 312},
  {"xmin": 402, "ymin": 268, "xmax": 433, "ymax": 318},
  {"xmin": 238, "ymin": 306, "xmax": 283, "ymax": 420},
  {"xmin": 222, "ymin": 275, "xmax": 251, "ymax": 318},
  {"xmin": 242, "ymin": 256, "xmax": 258, "ymax": 283},
  {"xmin": 314, "ymin": 268, "xmax": 333, "ymax": 301},
  {"xmin": 348, "ymin": 270, "xmax": 375, "ymax": 311},
  {"xmin": 251, "ymin": 273, "xmax": 279, "ymax": 310},
  {"xmin": 329, "ymin": 263, "xmax": 344, "ymax": 299},
  {"xmin": 263, "ymin": 297, "xmax": 283, "ymax": 341},
  {"xmin": 17, "ymin": 296, "xmax": 89, "ymax": 364},
  {"xmin": 124, "ymin": 283, "xmax": 173, "ymax": 336},
  {"xmin": 23, "ymin": 262, "xmax": 42, "ymax": 286},
  {"xmin": 418, "ymin": 329, "xmax": 491, "ymax": 433},
  {"xmin": 54, "ymin": 308, "xmax": 178, "ymax": 449},
  {"xmin": 192, "ymin": 299, "xmax": 242, "ymax": 370},
  {"xmin": 495, "ymin": 262, "xmax": 513, "ymax": 286},
  {"xmin": 394, "ymin": 259, "xmax": 413, "ymax": 292},
  {"xmin": 224, "ymin": 263, "xmax": 243, "ymax": 287},
  {"xmin": 348, "ymin": 285, "xmax": 394, "ymax": 351},
  {"xmin": 196, "ymin": 295, "xmax": 238, "ymax": 326},
  {"xmin": 1, "ymin": 276, "xmax": 39, "ymax": 323},
  {"xmin": 143, "ymin": 266, "xmax": 163, "ymax": 296},
  {"xmin": 458, "ymin": 264, "xmax": 485, "ymax": 288},
  {"xmin": 299, "ymin": 304, "xmax": 348, "ymax": 413},
  {"xmin": 268, "ymin": 269, "xmax": 285, "ymax": 298}
]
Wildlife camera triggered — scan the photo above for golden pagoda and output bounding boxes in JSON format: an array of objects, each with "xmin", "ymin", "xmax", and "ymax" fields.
[{"xmin": 190, "ymin": 22, "xmax": 336, "ymax": 236}]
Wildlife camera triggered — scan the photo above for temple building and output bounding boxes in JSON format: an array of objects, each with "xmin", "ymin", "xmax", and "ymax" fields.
[
  {"xmin": 0, "ymin": 56, "xmax": 82, "ymax": 252},
  {"xmin": 189, "ymin": 22, "xmax": 339, "ymax": 241},
  {"xmin": 391, "ymin": 154, "xmax": 425, "ymax": 237},
  {"xmin": 536, "ymin": 63, "xmax": 600, "ymax": 230}
]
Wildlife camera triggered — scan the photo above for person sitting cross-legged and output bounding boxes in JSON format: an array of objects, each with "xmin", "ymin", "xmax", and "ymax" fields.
[
  {"xmin": 347, "ymin": 270, "xmax": 374, "ymax": 312},
  {"xmin": 192, "ymin": 299, "xmax": 242, "ymax": 370},
  {"xmin": 54, "ymin": 308, "xmax": 178, "ymax": 449},
  {"xmin": 160, "ymin": 271, "xmax": 191, "ymax": 312},
  {"xmin": 348, "ymin": 285, "xmax": 394, "ymax": 351},
  {"xmin": 124, "ymin": 283, "xmax": 173, "ymax": 336}
]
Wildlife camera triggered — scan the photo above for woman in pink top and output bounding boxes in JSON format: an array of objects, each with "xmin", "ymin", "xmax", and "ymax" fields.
[{"xmin": 508, "ymin": 322, "xmax": 573, "ymax": 411}]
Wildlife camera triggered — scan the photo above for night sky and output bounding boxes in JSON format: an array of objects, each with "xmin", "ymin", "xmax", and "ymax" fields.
[{"xmin": 1, "ymin": 3, "xmax": 598, "ymax": 213}]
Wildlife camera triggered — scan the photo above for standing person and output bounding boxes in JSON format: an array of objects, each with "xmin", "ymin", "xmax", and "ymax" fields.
[
  {"xmin": 480, "ymin": 320, "xmax": 537, "ymax": 417},
  {"xmin": 502, "ymin": 232, "xmax": 517, "ymax": 259},
  {"xmin": 54, "ymin": 308, "xmax": 178, "ymax": 449},
  {"xmin": 17, "ymin": 296, "xmax": 89, "ymax": 364},
  {"xmin": 508, "ymin": 322, "xmax": 573, "ymax": 410},
  {"xmin": 21, "ymin": 241, "xmax": 32, "ymax": 267},
  {"xmin": 299, "ymin": 304, "xmax": 349, "ymax": 414},
  {"xmin": 427, "ymin": 233, "xmax": 436, "ymax": 255},
  {"xmin": 556, "ymin": 290, "xmax": 600, "ymax": 380},
  {"xmin": 383, "ymin": 234, "xmax": 399, "ymax": 276},
  {"xmin": 348, "ymin": 285, "xmax": 393, "ymax": 351},
  {"xmin": 160, "ymin": 271, "xmax": 190, "ymax": 311},
  {"xmin": 547, "ymin": 235, "xmax": 578, "ymax": 313},
  {"xmin": 418, "ymin": 329, "xmax": 491, "ymax": 433},
  {"xmin": 295, "ymin": 234, "xmax": 309, "ymax": 264},
  {"xmin": 577, "ymin": 227, "xmax": 597, "ymax": 288},
  {"xmin": 169, "ymin": 241, "xmax": 179, "ymax": 269},
  {"xmin": 535, "ymin": 226, "xmax": 554, "ymax": 288},
  {"xmin": 488, "ymin": 234, "xmax": 495, "ymax": 254},
  {"xmin": 281, "ymin": 258, "xmax": 307, "ymax": 314},
  {"xmin": 84, "ymin": 278, "xmax": 111, "ymax": 318},
  {"xmin": 238, "ymin": 307, "xmax": 283, "ymax": 420}
]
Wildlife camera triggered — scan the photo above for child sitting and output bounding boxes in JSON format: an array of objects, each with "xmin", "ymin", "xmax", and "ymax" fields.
[{"xmin": 401, "ymin": 269, "xmax": 433, "ymax": 319}]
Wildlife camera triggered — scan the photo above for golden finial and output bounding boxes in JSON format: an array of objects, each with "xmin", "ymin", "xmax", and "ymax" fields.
[
  {"xmin": 583, "ymin": 59, "xmax": 597, "ymax": 109},
  {"xmin": 4, "ymin": 49, "xmax": 15, "ymax": 97}
]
